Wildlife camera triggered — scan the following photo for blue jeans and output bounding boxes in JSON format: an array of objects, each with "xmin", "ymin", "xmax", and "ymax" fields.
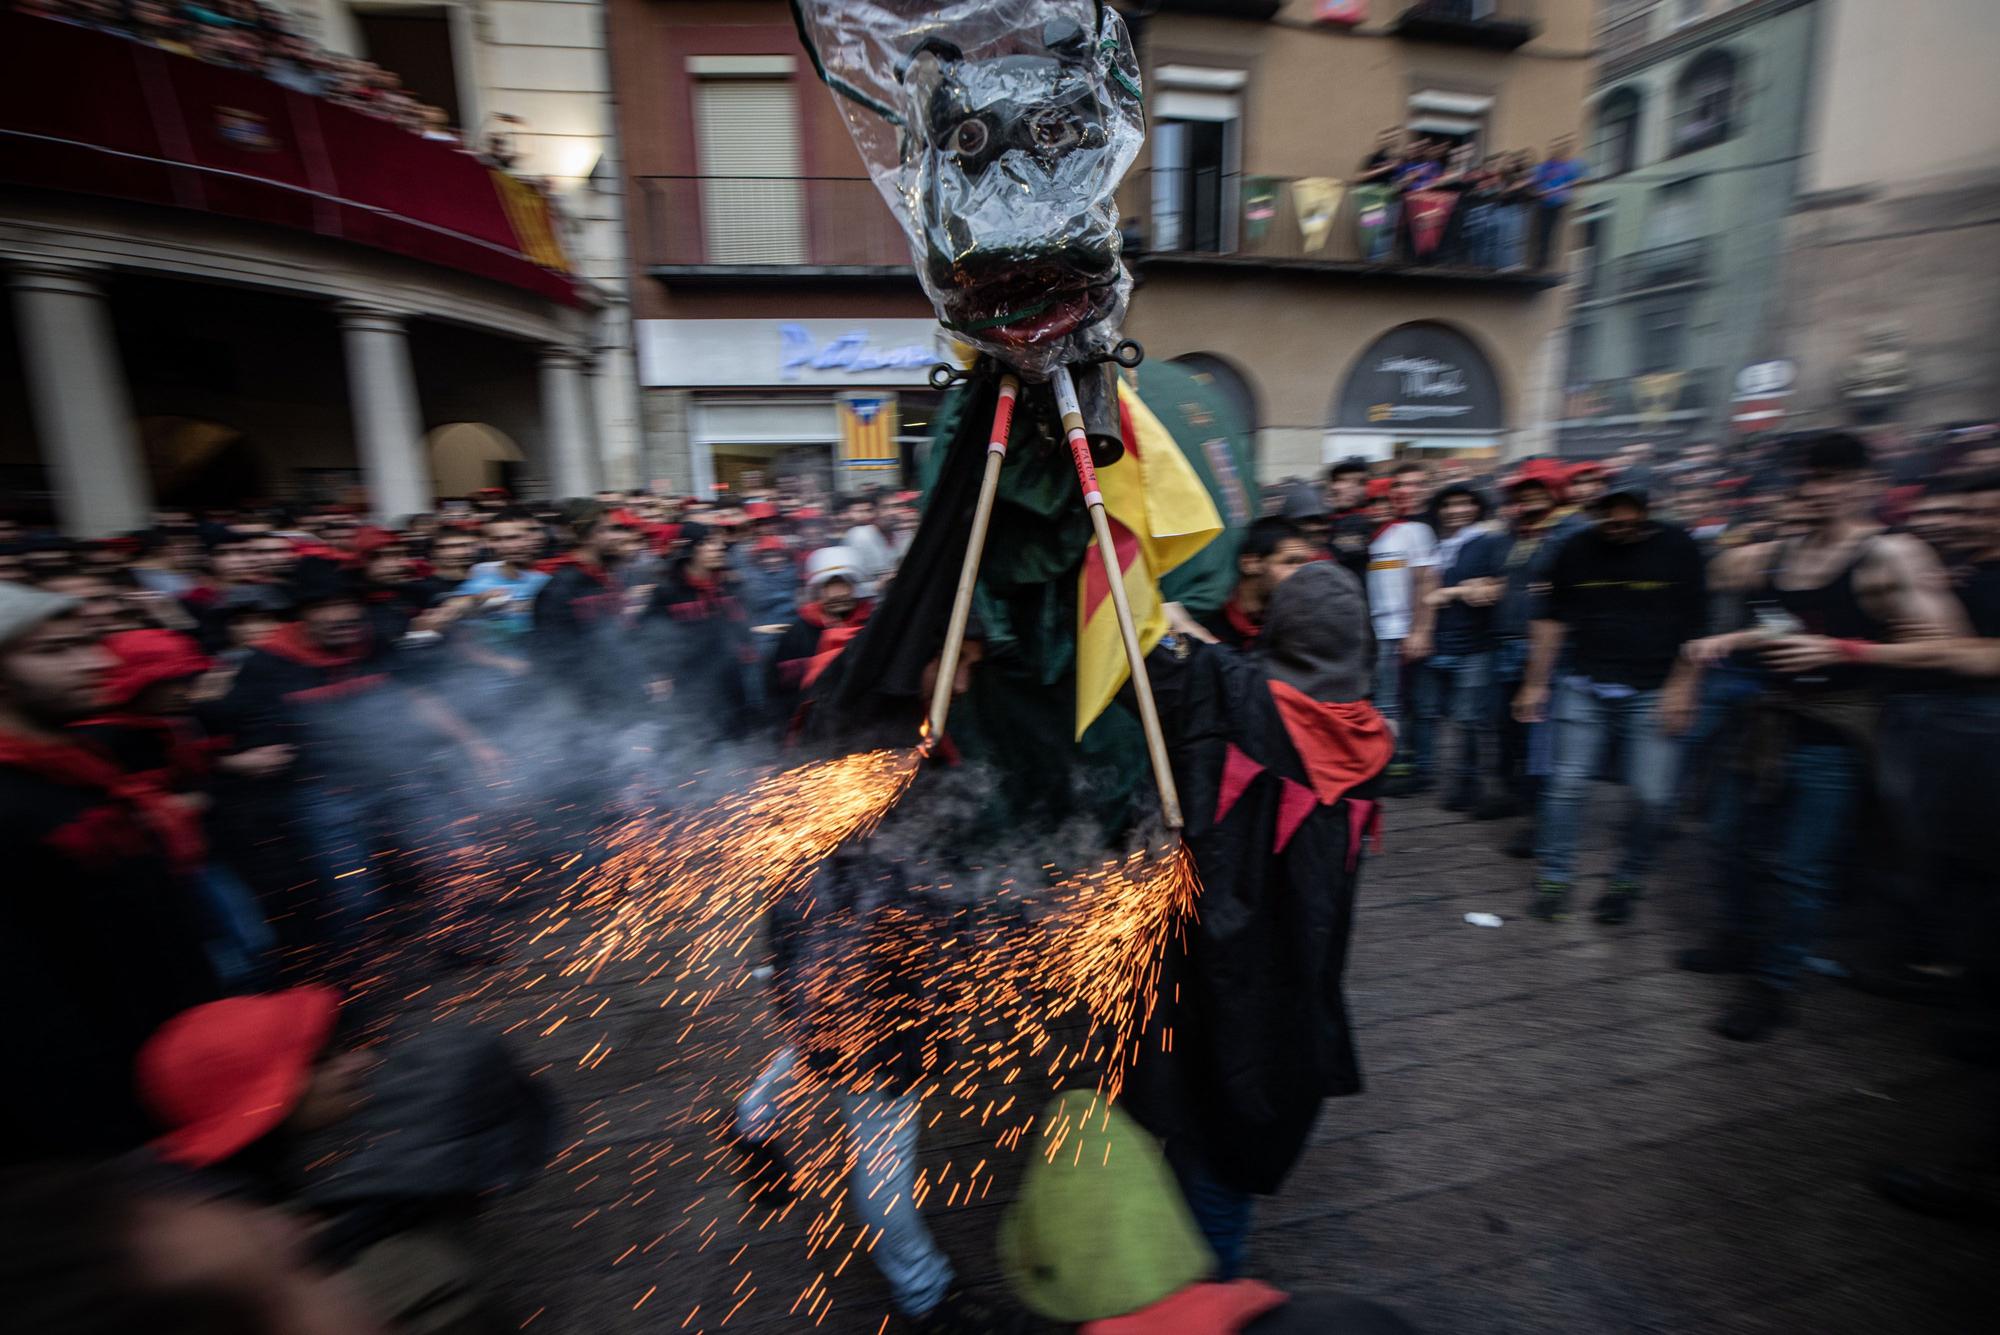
[
  {"xmin": 1707, "ymin": 742, "xmax": 1863, "ymax": 988},
  {"xmin": 294, "ymin": 784, "xmax": 387, "ymax": 947},
  {"xmin": 1374, "ymin": 638, "xmax": 1407, "ymax": 767},
  {"xmin": 1412, "ymin": 651, "xmax": 1494, "ymax": 788},
  {"xmin": 736, "ymin": 1047, "xmax": 952, "ymax": 1317},
  {"xmin": 1168, "ymin": 1143, "xmax": 1253, "ymax": 1281},
  {"xmin": 1536, "ymin": 681, "xmax": 1680, "ymax": 887}
]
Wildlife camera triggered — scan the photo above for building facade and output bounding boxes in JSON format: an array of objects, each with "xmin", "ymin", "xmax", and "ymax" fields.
[
  {"xmin": 1, "ymin": 1, "xmax": 637, "ymax": 534},
  {"xmin": 1557, "ymin": 0, "xmax": 1820, "ymax": 455},
  {"xmin": 612, "ymin": 0, "xmax": 1593, "ymax": 491},
  {"xmin": 1121, "ymin": 0, "xmax": 1593, "ymax": 477},
  {"xmin": 1770, "ymin": 0, "xmax": 2000, "ymax": 432},
  {"xmin": 607, "ymin": 0, "xmax": 948, "ymax": 500}
]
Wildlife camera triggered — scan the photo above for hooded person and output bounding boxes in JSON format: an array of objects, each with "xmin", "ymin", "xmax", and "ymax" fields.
[
  {"xmin": 0, "ymin": 583, "xmax": 220, "ymax": 1161},
  {"xmin": 1001, "ymin": 1091, "xmax": 1421, "ymax": 1335},
  {"xmin": 1130, "ymin": 562, "xmax": 1393, "ymax": 1276},
  {"xmin": 767, "ymin": 546, "xmax": 874, "ymax": 738}
]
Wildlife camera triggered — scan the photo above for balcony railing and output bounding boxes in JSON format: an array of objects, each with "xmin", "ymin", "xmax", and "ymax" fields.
[
  {"xmin": 638, "ymin": 176, "xmax": 912, "ymax": 277},
  {"xmin": 1617, "ymin": 238, "xmax": 1708, "ymax": 295},
  {"xmin": 1135, "ymin": 170, "xmax": 1564, "ymax": 285},
  {"xmin": 1390, "ymin": 1, "xmax": 1539, "ymax": 50}
]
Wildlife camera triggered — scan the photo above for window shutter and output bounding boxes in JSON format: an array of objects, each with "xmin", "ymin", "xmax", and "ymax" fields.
[{"xmin": 695, "ymin": 79, "xmax": 804, "ymax": 264}]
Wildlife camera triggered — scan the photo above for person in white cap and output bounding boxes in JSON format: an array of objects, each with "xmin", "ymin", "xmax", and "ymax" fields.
[{"xmin": 767, "ymin": 546, "xmax": 871, "ymax": 736}]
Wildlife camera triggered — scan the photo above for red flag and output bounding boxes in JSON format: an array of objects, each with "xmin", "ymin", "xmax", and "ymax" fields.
[{"xmin": 1405, "ymin": 189, "xmax": 1457, "ymax": 259}]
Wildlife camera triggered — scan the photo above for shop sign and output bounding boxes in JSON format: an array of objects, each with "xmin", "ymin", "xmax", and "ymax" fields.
[
  {"xmin": 1336, "ymin": 323, "xmax": 1504, "ymax": 433},
  {"xmin": 637, "ymin": 318, "xmax": 952, "ymax": 388}
]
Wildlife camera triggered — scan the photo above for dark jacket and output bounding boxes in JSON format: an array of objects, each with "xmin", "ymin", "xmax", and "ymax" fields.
[
  {"xmin": 647, "ymin": 562, "xmax": 753, "ymax": 739},
  {"xmin": 1126, "ymin": 634, "xmax": 1389, "ymax": 1194},
  {"xmin": 532, "ymin": 556, "xmax": 639, "ymax": 710},
  {"xmin": 226, "ymin": 622, "xmax": 410, "ymax": 786},
  {"xmin": 0, "ymin": 732, "xmax": 219, "ymax": 1160}
]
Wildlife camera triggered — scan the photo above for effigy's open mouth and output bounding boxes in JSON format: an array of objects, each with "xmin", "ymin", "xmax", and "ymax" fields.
[{"xmin": 935, "ymin": 258, "xmax": 1117, "ymax": 349}]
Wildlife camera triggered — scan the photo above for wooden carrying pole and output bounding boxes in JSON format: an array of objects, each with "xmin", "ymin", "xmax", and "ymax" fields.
[
  {"xmin": 1050, "ymin": 365, "xmax": 1184, "ymax": 831},
  {"xmin": 923, "ymin": 373, "xmax": 1019, "ymax": 749}
]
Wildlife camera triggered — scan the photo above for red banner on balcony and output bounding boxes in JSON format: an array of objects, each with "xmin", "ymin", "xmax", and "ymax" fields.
[
  {"xmin": 1315, "ymin": 1, "xmax": 1370, "ymax": 24},
  {"xmin": 1404, "ymin": 188, "xmax": 1457, "ymax": 259},
  {"xmin": 0, "ymin": 14, "xmax": 574, "ymax": 304}
]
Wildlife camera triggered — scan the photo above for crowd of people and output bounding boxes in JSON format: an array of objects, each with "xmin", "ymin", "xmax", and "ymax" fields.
[
  {"xmin": 1353, "ymin": 129, "xmax": 1586, "ymax": 270},
  {"xmin": 17, "ymin": 0, "xmax": 530, "ymax": 164},
  {"xmin": 2, "ymin": 419, "xmax": 1996, "ymax": 1331}
]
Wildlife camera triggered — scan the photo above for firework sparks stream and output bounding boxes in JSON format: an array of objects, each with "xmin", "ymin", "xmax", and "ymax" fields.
[{"xmin": 370, "ymin": 744, "xmax": 1201, "ymax": 1331}]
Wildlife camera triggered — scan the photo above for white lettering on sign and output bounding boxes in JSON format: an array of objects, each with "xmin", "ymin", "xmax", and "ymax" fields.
[
  {"xmin": 1377, "ymin": 355, "xmax": 1467, "ymax": 399},
  {"xmin": 780, "ymin": 324, "xmax": 938, "ymax": 380}
]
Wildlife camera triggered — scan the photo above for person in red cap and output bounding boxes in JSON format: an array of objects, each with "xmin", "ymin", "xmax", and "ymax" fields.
[
  {"xmin": 138, "ymin": 987, "xmax": 548, "ymax": 1333},
  {"xmin": 1483, "ymin": 460, "xmax": 1590, "ymax": 844},
  {"xmin": 1363, "ymin": 472, "xmax": 1438, "ymax": 793},
  {"xmin": 0, "ymin": 585, "xmax": 221, "ymax": 1161},
  {"xmin": 1566, "ymin": 459, "xmax": 1609, "ymax": 511}
]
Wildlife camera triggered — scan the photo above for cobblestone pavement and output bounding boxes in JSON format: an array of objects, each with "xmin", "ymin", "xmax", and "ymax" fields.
[{"xmin": 466, "ymin": 788, "xmax": 1989, "ymax": 1335}]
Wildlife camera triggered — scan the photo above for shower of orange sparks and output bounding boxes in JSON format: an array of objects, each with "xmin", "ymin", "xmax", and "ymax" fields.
[{"xmin": 385, "ymin": 745, "xmax": 1202, "ymax": 1332}]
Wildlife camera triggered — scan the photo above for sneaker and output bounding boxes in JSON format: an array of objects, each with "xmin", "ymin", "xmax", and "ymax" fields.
[
  {"xmin": 1593, "ymin": 879, "xmax": 1641, "ymax": 926},
  {"xmin": 1676, "ymin": 941, "xmax": 1754, "ymax": 975},
  {"xmin": 1502, "ymin": 825, "xmax": 1536, "ymax": 859},
  {"xmin": 915, "ymin": 1285, "xmax": 1029, "ymax": 1335},
  {"xmin": 1527, "ymin": 879, "xmax": 1571, "ymax": 922},
  {"xmin": 726, "ymin": 1130, "xmax": 794, "ymax": 1206},
  {"xmin": 1713, "ymin": 982, "xmax": 1789, "ymax": 1042}
]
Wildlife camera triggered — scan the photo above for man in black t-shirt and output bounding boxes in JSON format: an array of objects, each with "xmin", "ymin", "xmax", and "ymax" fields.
[{"xmin": 1513, "ymin": 487, "xmax": 1706, "ymax": 925}]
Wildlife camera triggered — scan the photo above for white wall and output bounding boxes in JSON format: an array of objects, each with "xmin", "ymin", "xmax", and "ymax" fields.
[{"xmin": 1805, "ymin": 0, "xmax": 2000, "ymax": 194}]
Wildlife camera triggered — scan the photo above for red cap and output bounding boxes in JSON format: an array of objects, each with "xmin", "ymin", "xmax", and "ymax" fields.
[
  {"xmin": 348, "ymin": 526, "xmax": 403, "ymax": 559},
  {"xmin": 744, "ymin": 501, "xmax": 779, "ymax": 521},
  {"xmin": 753, "ymin": 535, "xmax": 787, "ymax": 554},
  {"xmin": 793, "ymin": 507, "xmax": 824, "ymax": 521},
  {"xmin": 1567, "ymin": 460, "xmax": 1609, "ymax": 481},
  {"xmin": 1365, "ymin": 477, "xmax": 1395, "ymax": 500},
  {"xmin": 99, "ymin": 629, "xmax": 214, "ymax": 707},
  {"xmin": 1501, "ymin": 459, "xmax": 1571, "ymax": 502},
  {"xmin": 138, "ymin": 987, "xmax": 341, "ymax": 1168}
]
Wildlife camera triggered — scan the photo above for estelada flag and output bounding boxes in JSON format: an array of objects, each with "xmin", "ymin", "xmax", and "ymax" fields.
[
  {"xmin": 1075, "ymin": 382, "xmax": 1223, "ymax": 739},
  {"xmin": 490, "ymin": 169, "xmax": 573, "ymax": 273},
  {"xmin": 1404, "ymin": 188, "xmax": 1457, "ymax": 259}
]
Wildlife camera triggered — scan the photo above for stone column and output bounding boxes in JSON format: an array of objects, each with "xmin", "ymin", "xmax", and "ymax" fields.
[
  {"xmin": 540, "ymin": 346, "xmax": 595, "ymax": 499},
  {"xmin": 337, "ymin": 303, "xmax": 430, "ymax": 521},
  {"xmin": 9, "ymin": 262, "xmax": 152, "ymax": 536}
]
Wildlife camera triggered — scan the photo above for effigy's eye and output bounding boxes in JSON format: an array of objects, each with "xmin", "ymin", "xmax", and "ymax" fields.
[
  {"xmin": 1029, "ymin": 109, "xmax": 1081, "ymax": 154},
  {"xmin": 950, "ymin": 118, "xmax": 990, "ymax": 159}
]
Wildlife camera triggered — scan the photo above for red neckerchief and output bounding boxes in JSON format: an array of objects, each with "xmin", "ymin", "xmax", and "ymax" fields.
[
  {"xmin": 1370, "ymin": 516, "xmax": 1405, "ymax": 543},
  {"xmin": 538, "ymin": 553, "xmax": 616, "ymax": 589},
  {"xmin": 0, "ymin": 729, "xmax": 205, "ymax": 875},
  {"xmin": 73, "ymin": 712, "xmax": 215, "ymax": 789},
  {"xmin": 1267, "ymin": 680, "xmax": 1394, "ymax": 806},
  {"xmin": 262, "ymin": 620, "xmax": 373, "ymax": 670},
  {"xmin": 1081, "ymin": 1281, "xmax": 1289, "ymax": 1335},
  {"xmin": 1223, "ymin": 593, "xmax": 1261, "ymax": 644}
]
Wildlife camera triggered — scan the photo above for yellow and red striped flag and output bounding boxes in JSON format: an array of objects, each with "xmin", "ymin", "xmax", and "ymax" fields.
[{"xmin": 1075, "ymin": 383, "xmax": 1223, "ymax": 738}]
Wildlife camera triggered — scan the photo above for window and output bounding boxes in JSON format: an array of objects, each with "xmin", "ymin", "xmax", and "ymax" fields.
[
  {"xmin": 694, "ymin": 74, "xmax": 804, "ymax": 264},
  {"xmin": 1591, "ymin": 87, "xmax": 1643, "ymax": 177},
  {"xmin": 354, "ymin": 6, "xmax": 465, "ymax": 128},
  {"xmin": 1670, "ymin": 49, "xmax": 1738, "ymax": 156},
  {"xmin": 1568, "ymin": 320, "xmax": 1597, "ymax": 385},
  {"xmin": 1574, "ymin": 213, "xmax": 1607, "ymax": 298},
  {"xmin": 1150, "ymin": 72, "xmax": 1243, "ymax": 253},
  {"xmin": 1638, "ymin": 302, "xmax": 1690, "ymax": 373}
]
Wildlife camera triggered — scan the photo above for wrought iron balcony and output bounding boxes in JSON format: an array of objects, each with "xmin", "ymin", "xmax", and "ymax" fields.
[
  {"xmin": 637, "ymin": 176, "xmax": 913, "ymax": 280},
  {"xmin": 1390, "ymin": 1, "xmax": 1539, "ymax": 51}
]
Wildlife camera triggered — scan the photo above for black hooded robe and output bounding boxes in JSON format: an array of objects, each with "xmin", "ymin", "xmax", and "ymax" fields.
[{"xmin": 1124, "ymin": 635, "xmax": 1388, "ymax": 1196}]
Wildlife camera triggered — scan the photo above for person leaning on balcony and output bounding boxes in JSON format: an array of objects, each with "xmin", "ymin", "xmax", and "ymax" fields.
[{"xmin": 1531, "ymin": 135, "xmax": 1588, "ymax": 270}]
